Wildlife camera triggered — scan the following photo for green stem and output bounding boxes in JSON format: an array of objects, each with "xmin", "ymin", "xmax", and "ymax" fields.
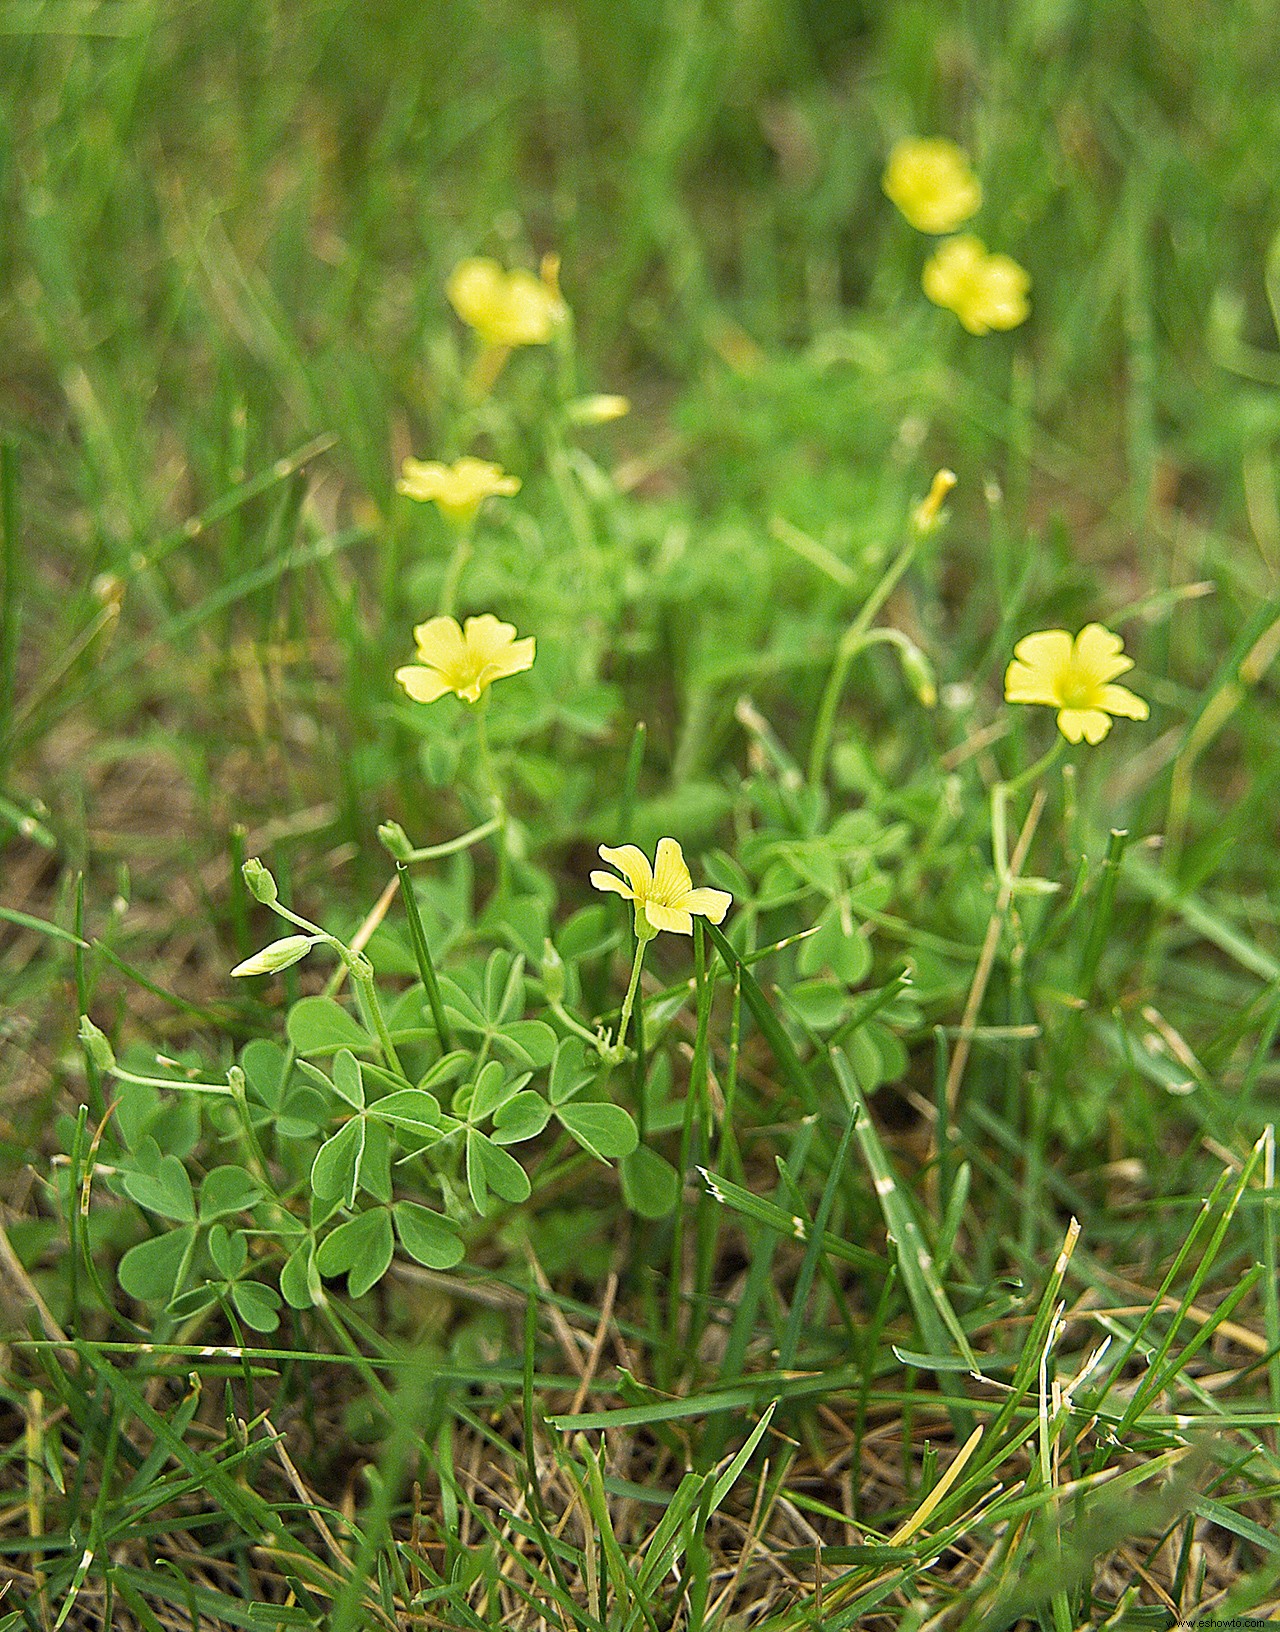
[
  {"xmin": 612, "ymin": 932, "xmax": 651, "ymax": 1060},
  {"xmin": 808, "ymin": 530, "xmax": 922, "ymax": 787},
  {"xmin": 991, "ymin": 738, "xmax": 1067, "ymax": 881},
  {"xmin": 349, "ymin": 955, "xmax": 405, "ymax": 1079},
  {"xmin": 439, "ymin": 533, "xmax": 473, "ymax": 618},
  {"xmin": 397, "ymin": 816, "xmax": 502, "ymax": 864}
]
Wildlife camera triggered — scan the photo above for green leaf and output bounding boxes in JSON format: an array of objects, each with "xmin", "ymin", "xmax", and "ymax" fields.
[
  {"xmin": 556, "ymin": 1101, "xmax": 638, "ymax": 1162},
  {"xmin": 240, "ymin": 1038, "xmax": 290, "ymax": 1110},
  {"xmin": 120, "ymin": 1153, "xmax": 196, "ymax": 1223},
  {"xmin": 393, "ymin": 1201, "xmax": 465, "ymax": 1270},
  {"xmin": 466, "ymin": 1129, "xmax": 531, "ymax": 1214},
  {"xmin": 199, "ymin": 1165, "xmax": 263, "ymax": 1221},
  {"xmin": 207, "ymin": 1224, "xmax": 247, "ymax": 1278},
  {"xmin": 490, "ymin": 1090, "xmax": 553, "ymax": 1145},
  {"xmin": 358, "ymin": 1117, "xmax": 392, "ymax": 1204},
  {"xmin": 493, "ymin": 1019, "xmax": 558, "ymax": 1068},
  {"xmin": 797, "ymin": 903, "xmax": 872, "ymax": 984},
  {"xmin": 549, "ymin": 1036, "xmax": 596, "ymax": 1105},
  {"xmin": 316, "ymin": 1209, "xmax": 394, "ymax": 1299},
  {"xmin": 367, "ymin": 1088, "xmax": 442, "ymax": 1134},
  {"xmin": 831, "ymin": 1047, "xmax": 977, "ymax": 1374},
  {"xmin": 417, "ymin": 1051, "xmax": 471, "ymax": 1092},
  {"xmin": 620, "ymin": 1145, "xmax": 679, "ymax": 1219},
  {"xmin": 231, "ymin": 1279, "xmax": 282, "ymax": 1333},
  {"xmin": 118, "ymin": 1225, "xmax": 196, "ymax": 1304},
  {"xmin": 280, "ymin": 1242, "xmax": 321, "ymax": 1310},
  {"xmin": 331, "ymin": 1048, "xmax": 365, "ymax": 1110},
  {"xmin": 470, "ymin": 1059, "xmax": 524, "ymax": 1122},
  {"xmin": 311, "ymin": 1117, "xmax": 365, "ymax": 1207},
  {"xmin": 287, "ymin": 996, "xmax": 372, "ymax": 1057}
]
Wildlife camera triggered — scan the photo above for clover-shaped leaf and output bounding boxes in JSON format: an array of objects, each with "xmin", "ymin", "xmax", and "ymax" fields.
[
  {"xmin": 465, "ymin": 1129, "xmax": 531, "ymax": 1215},
  {"xmin": 393, "ymin": 1201, "xmax": 464, "ymax": 1270},
  {"xmin": 199, "ymin": 1165, "xmax": 262, "ymax": 1222},
  {"xmin": 491, "ymin": 1090, "xmax": 552, "ymax": 1146},
  {"xmin": 555, "ymin": 1102, "xmax": 638, "ymax": 1163},
  {"xmin": 316, "ymin": 1209, "xmax": 395, "ymax": 1299}
]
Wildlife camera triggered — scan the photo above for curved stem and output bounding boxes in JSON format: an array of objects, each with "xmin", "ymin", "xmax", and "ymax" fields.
[{"xmin": 808, "ymin": 531, "xmax": 922, "ymax": 788}]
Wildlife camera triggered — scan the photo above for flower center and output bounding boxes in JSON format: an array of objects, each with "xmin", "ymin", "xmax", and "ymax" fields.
[{"xmin": 1059, "ymin": 662, "xmax": 1101, "ymax": 711}]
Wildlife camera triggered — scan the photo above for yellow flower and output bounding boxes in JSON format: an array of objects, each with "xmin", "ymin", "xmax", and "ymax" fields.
[
  {"xmin": 923, "ymin": 235, "xmax": 1030, "ymax": 335},
  {"xmin": 445, "ymin": 256, "xmax": 567, "ymax": 349},
  {"xmin": 395, "ymin": 614, "xmax": 535, "ymax": 705},
  {"xmin": 883, "ymin": 137, "xmax": 982, "ymax": 234},
  {"xmin": 1004, "ymin": 624, "xmax": 1149, "ymax": 744},
  {"xmin": 397, "ymin": 456, "xmax": 520, "ymax": 530},
  {"xmin": 591, "ymin": 838, "xmax": 732, "ymax": 937}
]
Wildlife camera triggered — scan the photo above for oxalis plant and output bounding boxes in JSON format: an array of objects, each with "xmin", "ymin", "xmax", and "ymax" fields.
[{"xmin": 71, "ymin": 615, "xmax": 739, "ymax": 1333}]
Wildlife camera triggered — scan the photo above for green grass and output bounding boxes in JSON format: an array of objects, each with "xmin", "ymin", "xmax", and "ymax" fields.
[{"xmin": 4, "ymin": 2, "xmax": 1280, "ymax": 1627}]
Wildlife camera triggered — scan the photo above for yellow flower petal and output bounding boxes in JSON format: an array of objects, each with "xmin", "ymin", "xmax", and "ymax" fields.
[
  {"xmin": 1004, "ymin": 658, "xmax": 1060, "ymax": 708},
  {"xmin": 463, "ymin": 614, "xmax": 520, "ymax": 666},
  {"xmin": 1005, "ymin": 631, "xmax": 1073, "ymax": 705},
  {"xmin": 652, "ymin": 837, "xmax": 693, "ymax": 904},
  {"xmin": 1074, "ymin": 622, "xmax": 1132, "ymax": 685},
  {"xmin": 399, "ymin": 611, "xmax": 534, "ymax": 704},
  {"xmin": 413, "ymin": 615, "xmax": 468, "ymax": 672},
  {"xmin": 590, "ymin": 869, "xmax": 635, "ymax": 901},
  {"xmin": 644, "ymin": 901, "xmax": 693, "ymax": 935},
  {"xmin": 678, "ymin": 887, "xmax": 732, "ymax": 924},
  {"xmin": 1099, "ymin": 683, "xmax": 1149, "ymax": 721},
  {"xmin": 597, "ymin": 844, "xmax": 653, "ymax": 896},
  {"xmin": 395, "ymin": 664, "xmax": 453, "ymax": 704},
  {"xmin": 1057, "ymin": 707, "xmax": 1113, "ymax": 745}
]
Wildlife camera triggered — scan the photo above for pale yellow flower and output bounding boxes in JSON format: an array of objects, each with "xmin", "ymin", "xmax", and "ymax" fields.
[
  {"xmin": 923, "ymin": 235, "xmax": 1030, "ymax": 335},
  {"xmin": 395, "ymin": 614, "xmax": 535, "ymax": 705},
  {"xmin": 591, "ymin": 838, "xmax": 732, "ymax": 937},
  {"xmin": 397, "ymin": 456, "xmax": 520, "ymax": 530},
  {"xmin": 1004, "ymin": 624, "xmax": 1149, "ymax": 744},
  {"xmin": 883, "ymin": 137, "xmax": 982, "ymax": 234},
  {"xmin": 445, "ymin": 256, "xmax": 566, "ymax": 349}
]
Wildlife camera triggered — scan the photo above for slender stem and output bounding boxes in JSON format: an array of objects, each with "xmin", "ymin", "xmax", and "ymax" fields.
[
  {"xmin": 612, "ymin": 933, "xmax": 650, "ymax": 1059},
  {"xmin": 349, "ymin": 957, "xmax": 405, "ymax": 1079},
  {"xmin": 808, "ymin": 530, "xmax": 922, "ymax": 787},
  {"xmin": 401, "ymin": 816, "xmax": 502, "ymax": 863},
  {"xmin": 992, "ymin": 738, "xmax": 1067, "ymax": 882},
  {"xmin": 439, "ymin": 534, "xmax": 473, "ymax": 618},
  {"xmin": 396, "ymin": 862, "xmax": 453, "ymax": 1053}
]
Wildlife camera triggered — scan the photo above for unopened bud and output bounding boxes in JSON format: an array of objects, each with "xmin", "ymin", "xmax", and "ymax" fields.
[
  {"xmin": 78, "ymin": 1015, "xmax": 116, "ymax": 1073},
  {"xmin": 567, "ymin": 393, "xmax": 630, "ymax": 426},
  {"xmin": 898, "ymin": 640, "xmax": 937, "ymax": 708},
  {"xmin": 377, "ymin": 821, "xmax": 413, "ymax": 862},
  {"xmin": 241, "ymin": 858, "xmax": 278, "ymax": 904},
  {"xmin": 541, "ymin": 940, "xmax": 566, "ymax": 1005},
  {"xmin": 911, "ymin": 468, "xmax": 957, "ymax": 536},
  {"xmin": 230, "ymin": 935, "xmax": 314, "ymax": 978}
]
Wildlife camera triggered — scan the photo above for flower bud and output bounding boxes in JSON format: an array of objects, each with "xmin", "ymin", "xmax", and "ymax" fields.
[
  {"xmin": 541, "ymin": 939, "xmax": 566, "ymax": 1005},
  {"xmin": 78, "ymin": 1015, "xmax": 116, "ymax": 1073},
  {"xmin": 230, "ymin": 935, "xmax": 314, "ymax": 978},
  {"xmin": 242, "ymin": 858, "xmax": 278, "ymax": 904},
  {"xmin": 567, "ymin": 393, "xmax": 631, "ymax": 426},
  {"xmin": 898, "ymin": 639, "xmax": 937, "ymax": 708},
  {"xmin": 911, "ymin": 468, "xmax": 957, "ymax": 536},
  {"xmin": 377, "ymin": 821, "xmax": 413, "ymax": 862}
]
